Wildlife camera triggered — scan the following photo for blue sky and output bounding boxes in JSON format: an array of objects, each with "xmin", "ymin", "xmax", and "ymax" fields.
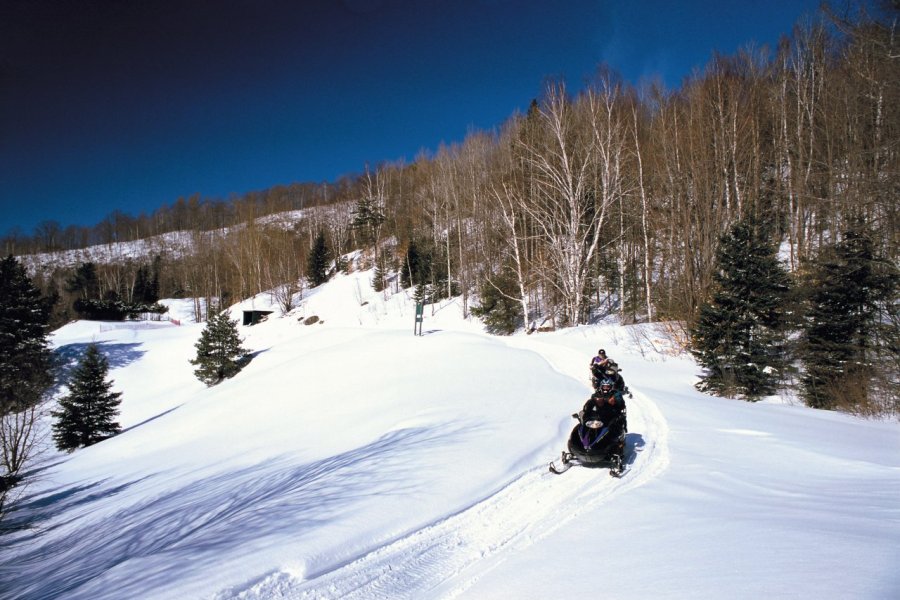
[{"xmin": 0, "ymin": 0, "xmax": 829, "ymax": 237}]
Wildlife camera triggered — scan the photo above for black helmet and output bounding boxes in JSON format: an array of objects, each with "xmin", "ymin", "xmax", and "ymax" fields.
[
  {"xmin": 598, "ymin": 349, "xmax": 606, "ymax": 357},
  {"xmin": 600, "ymin": 378, "xmax": 614, "ymax": 393}
]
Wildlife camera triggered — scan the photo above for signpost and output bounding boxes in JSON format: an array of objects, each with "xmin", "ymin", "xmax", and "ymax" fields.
[{"xmin": 414, "ymin": 302, "xmax": 424, "ymax": 336}]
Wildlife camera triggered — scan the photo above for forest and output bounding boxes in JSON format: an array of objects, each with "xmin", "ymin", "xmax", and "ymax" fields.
[{"xmin": 5, "ymin": 6, "xmax": 898, "ymax": 413}]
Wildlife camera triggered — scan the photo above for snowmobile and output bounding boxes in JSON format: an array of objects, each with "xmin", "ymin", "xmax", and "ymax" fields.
[
  {"xmin": 590, "ymin": 360, "xmax": 630, "ymax": 397},
  {"xmin": 549, "ymin": 408, "xmax": 627, "ymax": 477}
]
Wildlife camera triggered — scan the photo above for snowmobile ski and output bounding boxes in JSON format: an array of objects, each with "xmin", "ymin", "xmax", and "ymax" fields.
[
  {"xmin": 549, "ymin": 451, "xmax": 626, "ymax": 477},
  {"xmin": 608, "ymin": 453, "xmax": 625, "ymax": 478},
  {"xmin": 549, "ymin": 451, "xmax": 573, "ymax": 474},
  {"xmin": 548, "ymin": 461, "xmax": 569, "ymax": 474}
]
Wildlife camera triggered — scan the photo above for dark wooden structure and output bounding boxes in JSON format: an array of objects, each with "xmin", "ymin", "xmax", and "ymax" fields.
[{"xmin": 242, "ymin": 309, "xmax": 273, "ymax": 326}]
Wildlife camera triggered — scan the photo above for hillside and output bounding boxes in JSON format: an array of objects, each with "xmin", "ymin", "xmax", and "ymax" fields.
[{"xmin": 2, "ymin": 268, "xmax": 898, "ymax": 600}]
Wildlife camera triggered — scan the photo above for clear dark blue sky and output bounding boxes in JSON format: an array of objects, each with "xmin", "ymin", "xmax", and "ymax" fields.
[{"xmin": 1, "ymin": 0, "xmax": 827, "ymax": 236}]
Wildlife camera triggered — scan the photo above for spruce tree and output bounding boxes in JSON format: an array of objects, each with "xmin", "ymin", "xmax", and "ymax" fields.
[
  {"xmin": 471, "ymin": 271, "xmax": 524, "ymax": 335},
  {"xmin": 402, "ymin": 239, "xmax": 432, "ymax": 289},
  {"xmin": 351, "ymin": 196, "xmax": 386, "ymax": 249},
  {"xmin": 133, "ymin": 264, "xmax": 159, "ymax": 304},
  {"xmin": 372, "ymin": 260, "xmax": 387, "ymax": 292},
  {"xmin": 190, "ymin": 310, "xmax": 249, "ymax": 386},
  {"xmin": 66, "ymin": 262, "xmax": 100, "ymax": 300},
  {"xmin": 0, "ymin": 255, "xmax": 55, "ymax": 415},
  {"xmin": 691, "ymin": 219, "xmax": 791, "ymax": 400},
  {"xmin": 1, "ymin": 255, "xmax": 55, "ymax": 495},
  {"xmin": 306, "ymin": 231, "xmax": 332, "ymax": 287},
  {"xmin": 52, "ymin": 343, "xmax": 122, "ymax": 451},
  {"xmin": 413, "ymin": 282, "xmax": 428, "ymax": 304},
  {"xmin": 799, "ymin": 225, "xmax": 898, "ymax": 410}
]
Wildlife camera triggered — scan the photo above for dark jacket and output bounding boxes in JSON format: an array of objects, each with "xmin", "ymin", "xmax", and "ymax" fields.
[
  {"xmin": 591, "ymin": 361, "xmax": 626, "ymax": 392},
  {"xmin": 609, "ymin": 372, "xmax": 627, "ymax": 392},
  {"xmin": 582, "ymin": 389, "xmax": 626, "ymax": 424},
  {"xmin": 589, "ymin": 357, "xmax": 611, "ymax": 378}
]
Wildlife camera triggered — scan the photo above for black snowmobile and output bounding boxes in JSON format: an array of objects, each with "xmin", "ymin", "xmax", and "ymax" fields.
[
  {"xmin": 550, "ymin": 383, "xmax": 627, "ymax": 477},
  {"xmin": 591, "ymin": 360, "xmax": 629, "ymax": 396}
]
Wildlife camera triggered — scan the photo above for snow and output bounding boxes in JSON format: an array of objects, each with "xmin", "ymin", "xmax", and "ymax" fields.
[{"xmin": 3, "ymin": 268, "xmax": 899, "ymax": 600}]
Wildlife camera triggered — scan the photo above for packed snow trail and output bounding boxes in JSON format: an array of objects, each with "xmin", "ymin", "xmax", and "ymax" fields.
[{"xmin": 218, "ymin": 342, "xmax": 670, "ymax": 600}]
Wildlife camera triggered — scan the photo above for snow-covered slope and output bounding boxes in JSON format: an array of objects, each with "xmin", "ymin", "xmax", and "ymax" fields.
[
  {"xmin": 17, "ymin": 208, "xmax": 317, "ymax": 273},
  {"xmin": 2, "ymin": 269, "xmax": 898, "ymax": 600}
]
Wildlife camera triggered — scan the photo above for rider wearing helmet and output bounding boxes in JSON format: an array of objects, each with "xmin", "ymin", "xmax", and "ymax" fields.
[
  {"xmin": 590, "ymin": 348, "xmax": 629, "ymax": 393},
  {"xmin": 602, "ymin": 361, "xmax": 628, "ymax": 395},
  {"xmin": 593, "ymin": 378, "xmax": 624, "ymax": 408},
  {"xmin": 581, "ymin": 376, "xmax": 627, "ymax": 435}
]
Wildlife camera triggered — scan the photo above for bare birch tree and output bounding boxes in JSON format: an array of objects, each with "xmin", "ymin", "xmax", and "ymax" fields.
[{"xmin": 519, "ymin": 82, "xmax": 603, "ymax": 326}]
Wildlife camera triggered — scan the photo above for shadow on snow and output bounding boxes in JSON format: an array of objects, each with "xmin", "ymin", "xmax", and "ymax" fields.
[
  {"xmin": 624, "ymin": 432, "xmax": 646, "ymax": 468},
  {"xmin": 54, "ymin": 342, "xmax": 146, "ymax": 384},
  {"xmin": 1, "ymin": 423, "xmax": 478, "ymax": 600}
]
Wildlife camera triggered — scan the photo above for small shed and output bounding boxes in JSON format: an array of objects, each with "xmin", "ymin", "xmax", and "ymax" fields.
[{"xmin": 242, "ymin": 309, "xmax": 273, "ymax": 326}]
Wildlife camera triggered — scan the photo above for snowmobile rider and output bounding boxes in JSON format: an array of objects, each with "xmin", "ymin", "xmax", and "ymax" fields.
[
  {"xmin": 589, "ymin": 349, "xmax": 611, "ymax": 386},
  {"xmin": 580, "ymin": 378, "xmax": 627, "ymax": 436},
  {"xmin": 590, "ymin": 349, "xmax": 628, "ymax": 394},
  {"xmin": 589, "ymin": 348, "xmax": 610, "ymax": 371},
  {"xmin": 601, "ymin": 361, "xmax": 629, "ymax": 395}
]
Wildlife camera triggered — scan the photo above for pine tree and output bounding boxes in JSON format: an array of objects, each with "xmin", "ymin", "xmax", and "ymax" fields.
[
  {"xmin": 190, "ymin": 310, "xmax": 249, "ymax": 386},
  {"xmin": 401, "ymin": 239, "xmax": 431, "ymax": 289},
  {"xmin": 471, "ymin": 271, "xmax": 524, "ymax": 335},
  {"xmin": 372, "ymin": 260, "xmax": 387, "ymax": 292},
  {"xmin": 1, "ymin": 255, "xmax": 55, "ymax": 497},
  {"xmin": 690, "ymin": 219, "xmax": 792, "ymax": 400},
  {"xmin": 306, "ymin": 231, "xmax": 332, "ymax": 287},
  {"xmin": 66, "ymin": 261, "xmax": 100, "ymax": 300},
  {"xmin": 0, "ymin": 255, "xmax": 55, "ymax": 415},
  {"xmin": 351, "ymin": 196, "xmax": 386, "ymax": 248},
  {"xmin": 52, "ymin": 343, "xmax": 122, "ymax": 451},
  {"xmin": 133, "ymin": 264, "xmax": 160, "ymax": 304},
  {"xmin": 799, "ymin": 225, "xmax": 898, "ymax": 411},
  {"xmin": 413, "ymin": 282, "xmax": 428, "ymax": 304}
]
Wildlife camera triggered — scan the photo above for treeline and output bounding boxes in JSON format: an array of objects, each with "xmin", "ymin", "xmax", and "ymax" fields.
[
  {"xmin": 1, "ymin": 180, "xmax": 354, "ymax": 256},
  {"xmin": 336, "ymin": 7, "xmax": 895, "ymax": 330},
  {"xmin": 16, "ymin": 6, "xmax": 899, "ymax": 409}
]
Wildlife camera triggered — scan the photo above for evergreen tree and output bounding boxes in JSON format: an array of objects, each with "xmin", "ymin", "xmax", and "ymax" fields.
[
  {"xmin": 306, "ymin": 231, "xmax": 332, "ymax": 287},
  {"xmin": 133, "ymin": 264, "xmax": 160, "ymax": 304},
  {"xmin": 401, "ymin": 239, "xmax": 432, "ymax": 289},
  {"xmin": 691, "ymin": 219, "xmax": 791, "ymax": 400},
  {"xmin": 351, "ymin": 196, "xmax": 386, "ymax": 248},
  {"xmin": 372, "ymin": 259, "xmax": 387, "ymax": 292},
  {"xmin": 471, "ymin": 271, "xmax": 524, "ymax": 335},
  {"xmin": 1, "ymin": 255, "xmax": 55, "ymax": 499},
  {"xmin": 149, "ymin": 255, "xmax": 162, "ymax": 302},
  {"xmin": 52, "ymin": 343, "xmax": 122, "ymax": 451},
  {"xmin": 190, "ymin": 310, "xmax": 249, "ymax": 386},
  {"xmin": 799, "ymin": 225, "xmax": 898, "ymax": 410},
  {"xmin": 413, "ymin": 282, "xmax": 428, "ymax": 304},
  {"xmin": 66, "ymin": 262, "xmax": 100, "ymax": 300},
  {"xmin": 0, "ymin": 255, "xmax": 55, "ymax": 415}
]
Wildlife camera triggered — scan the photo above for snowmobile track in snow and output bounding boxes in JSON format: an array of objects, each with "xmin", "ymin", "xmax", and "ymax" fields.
[{"xmin": 221, "ymin": 341, "xmax": 670, "ymax": 600}]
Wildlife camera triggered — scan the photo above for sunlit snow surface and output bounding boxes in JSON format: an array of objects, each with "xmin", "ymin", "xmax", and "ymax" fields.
[{"xmin": 3, "ymin": 269, "xmax": 898, "ymax": 600}]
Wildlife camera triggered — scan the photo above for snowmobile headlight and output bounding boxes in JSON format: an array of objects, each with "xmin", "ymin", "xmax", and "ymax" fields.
[{"xmin": 584, "ymin": 419, "xmax": 604, "ymax": 429}]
